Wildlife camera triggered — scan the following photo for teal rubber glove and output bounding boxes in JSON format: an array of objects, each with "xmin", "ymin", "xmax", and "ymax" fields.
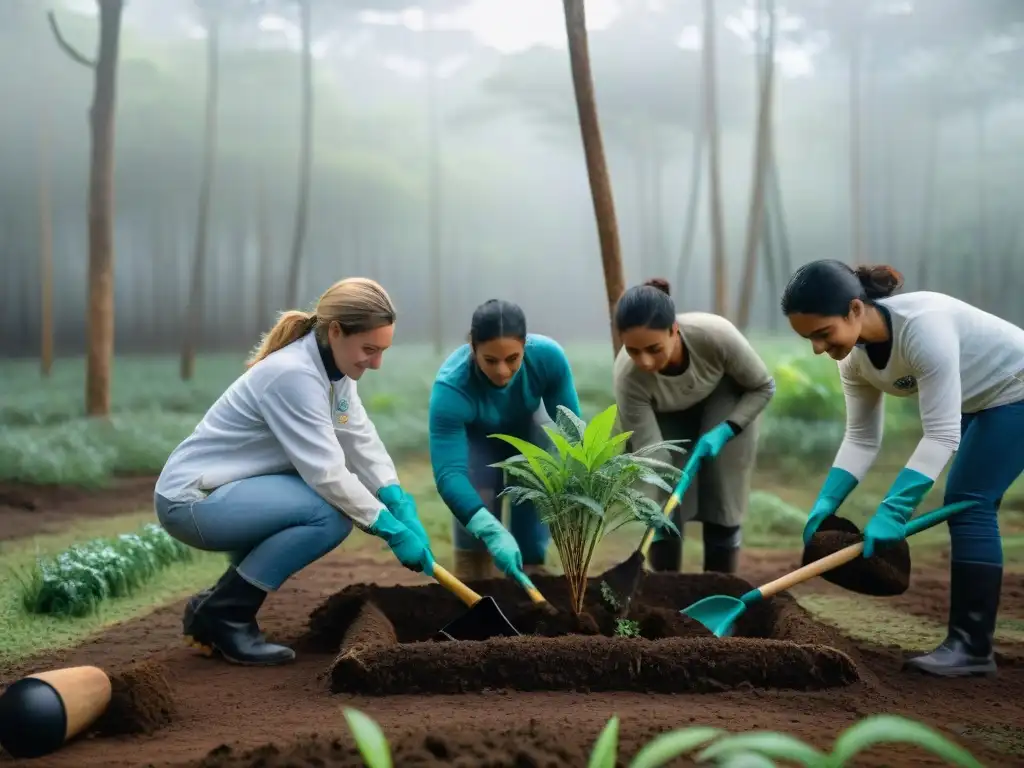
[
  {"xmin": 465, "ymin": 507, "xmax": 525, "ymax": 578},
  {"xmin": 863, "ymin": 467, "xmax": 934, "ymax": 559},
  {"xmin": 368, "ymin": 508, "xmax": 435, "ymax": 574},
  {"xmin": 803, "ymin": 467, "xmax": 859, "ymax": 545},
  {"xmin": 692, "ymin": 421, "xmax": 736, "ymax": 461},
  {"xmin": 377, "ymin": 484, "xmax": 430, "ymax": 549}
]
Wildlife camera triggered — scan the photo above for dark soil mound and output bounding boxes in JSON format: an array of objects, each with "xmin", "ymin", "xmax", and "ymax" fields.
[
  {"xmin": 801, "ymin": 515, "xmax": 910, "ymax": 596},
  {"xmin": 187, "ymin": 722, "xmax": 589, "ymax": 767},
  {"xmin": 93, "ymin": 660, "xmax": 175, "ymax": 736},
  {"xmin": 306, "ymin": 570, "xmax": 858, "ymax": 696}
]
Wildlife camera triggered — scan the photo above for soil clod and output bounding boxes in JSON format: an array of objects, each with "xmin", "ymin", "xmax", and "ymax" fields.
[
  {"xmin": 801, "ymin": 515, "xmax": 911, "ymax": 596},
  {"xmin": 92, "ymin": 660, "xmax": 175, "ymax": 736}
]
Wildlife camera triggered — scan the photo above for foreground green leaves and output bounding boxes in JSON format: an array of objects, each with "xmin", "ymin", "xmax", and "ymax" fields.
[
  {"xmin": 490, "ymin": 404, "xmax": 687, "ymax": 614},
  {"xmin": 340, "ymin": 709, "xmax": 985, "ymax": 767},
  {"xmin": 16, "ymin": 523, "xmax": 196, "ymax": 617}
]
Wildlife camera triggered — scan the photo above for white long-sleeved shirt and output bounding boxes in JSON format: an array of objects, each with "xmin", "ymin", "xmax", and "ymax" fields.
[
  {"xmin": 833, "ymin": 291, "xmax": 1024, "ymax": 483},
  {"xmin": 154, "ymin": 331, "xmax": 399, "ymax": 529}
]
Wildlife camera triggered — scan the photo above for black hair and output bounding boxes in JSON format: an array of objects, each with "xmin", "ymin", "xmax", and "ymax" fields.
[
  {"xmin": 780, "ymin": 259, "xmax": 904, "ymax": 317},
  {"xmin": 614, "ymin": 278, "xmax": 676, "ymax": 332},
  {"xmin": 469, "ymin": 299, "xmax": 527, "ymax": 346}
]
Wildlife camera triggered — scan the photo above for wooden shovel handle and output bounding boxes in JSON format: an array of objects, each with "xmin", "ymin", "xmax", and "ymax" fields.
[
  {"xmin": 638, "ymin": 460, "xmax": 699, "ymax": 558},
  {"xmin": 432, "ymin": 563, "xmax": 483, "ymax": 607},
  {"xmin": 503, "ymin": 468, "xmax": 554, "ymax": 607},
  {"xmin": 757, "ymin": 500, "xmax": 975, "ymax": 600}
]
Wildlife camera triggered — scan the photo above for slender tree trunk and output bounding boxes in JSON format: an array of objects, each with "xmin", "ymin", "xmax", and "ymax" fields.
[
  {"xmin": 975, "ymin": 100, "xmax": 988, "ymax": 307},
  {"xmin": 562, "ymin": 0, "xmax": 627, "ymax": 355},
  {"xmin": 286, "ymin": 0, "xmax": 313, "ymax": 308},
  {"xmin": 650, "ymin": 128, "xmax": 666, "ymax": 277},
  {"xmin": 38, "ymin": 79, "xmax": 54, "ymax": 377},
  {"xmin": 47, "ymin": 2, "xmax": 124, "ymax": 415},
  {"xmin": 735, "ymin": 0, "xmax": 776, "ymax": 330},
  {"xmin": 676, "ymin": 125, "xmax": 704, "ymax": 292},
  {"xmin": 849, "ymin": 20, "xmax": 863, "ymax": 263},
  {"xmin": 917, "ymin": 83, "xmax": 938, "ymax": 290},
  {"xmin": 425, "ymin": 11, "xmax": 443, "ymax": 354},
  {"xmin": 181, "ymin": 15, "xmax": 220, "ymax": 380},
  {"xmin": 255, "ymin": 175, "xmax": 272, "ymax": 338},
  {"xmin": 702, "ymin": 0, "xmax": 728, "ymax": 318}
]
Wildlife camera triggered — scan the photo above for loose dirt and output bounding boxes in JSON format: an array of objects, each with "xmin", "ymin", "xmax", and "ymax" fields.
[
  {"xmin": 316, "ymin": 572, "xmax": 858, "ymax": 695},
  {"xmin": 0, "ymin": 476, "xmax": 158, "ymax": 541},
  {"xmin": 2, "ymin": 532, "xmax": 1024, "ymax": 765}
]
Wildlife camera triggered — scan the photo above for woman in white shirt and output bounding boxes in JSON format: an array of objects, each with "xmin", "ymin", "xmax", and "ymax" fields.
[
  {"xmin": 154, "ymin": 277, "xmax": 433, "ymax": 666},
  {"xmin": 782, "ymin": 259, "xmax": 1024, "ymax": 678}
]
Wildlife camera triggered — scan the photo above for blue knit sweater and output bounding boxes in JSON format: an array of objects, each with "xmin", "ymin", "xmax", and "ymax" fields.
[{"xmin": 428, "ymin": 334, "xmax": 582, "ymax": 525}]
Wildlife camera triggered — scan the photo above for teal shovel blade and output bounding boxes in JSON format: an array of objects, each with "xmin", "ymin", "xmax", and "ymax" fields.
[{"xmin": 682, "ymin": 589, "xmax": 762, "ymax": 638}]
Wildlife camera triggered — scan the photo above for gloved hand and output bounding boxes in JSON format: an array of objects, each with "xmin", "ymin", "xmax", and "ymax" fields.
[
  {"xmin": 691, "ymin": 421, "xmax": 737, "ymax": 461},
  {"xmin": 803, "ymin": 466, "xmax": 859, "ymax": 545},
  {"xmin": 368, "ymin": 508, "xmax": 435, "ymax": 574},
  {"xmin": 863, "ymin": 468, "xmax": 934, "ymax": 559},
  {"xmin": 377, "ymin": 484, "xmax": 430, "ymax": 549},
  {"xmin": 465, "ymin": 507, "xmax": 525, "ymax": 579}
]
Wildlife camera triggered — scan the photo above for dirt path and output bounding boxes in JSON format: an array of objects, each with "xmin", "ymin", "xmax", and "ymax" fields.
[
  {"xmin": 0, "ymin": 477, "xmax": 158, "ymax": 541},
  {"xmin": 2, "ymin": 544, "xmax": 1024, "ymax": 767}
]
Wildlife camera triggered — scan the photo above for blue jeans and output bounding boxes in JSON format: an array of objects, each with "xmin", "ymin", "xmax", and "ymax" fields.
[
  {"xmin": 943, "ymin": 399, "xmax": 1024, "ymax": 567},
  {"xmin": 155, "ymin": 472, "xmax": 352, "ymax": 591},
  {"xmin": 452, "ymin": 418, "xmax": 551, "ymax": 565}
]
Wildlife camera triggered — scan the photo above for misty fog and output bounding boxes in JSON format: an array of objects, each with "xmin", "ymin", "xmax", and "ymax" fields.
[{"xmin": 2, "ymin": 0, "xmax": 1022, "ymax": 357}]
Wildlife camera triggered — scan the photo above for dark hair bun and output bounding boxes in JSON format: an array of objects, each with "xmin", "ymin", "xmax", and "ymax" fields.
[
  {"xmin": 853, "ymin": 264, "xmax": 903, "ymax": 300},
  {"xmin": 643, "ymin": 277, "xmax": 671, "ymax": 296}
]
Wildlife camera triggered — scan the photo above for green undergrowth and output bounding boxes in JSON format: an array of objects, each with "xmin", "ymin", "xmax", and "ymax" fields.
[
  {"xmin": 0, "ymin": 340, "xmax": 944, "ymax": 489},
  {"xmin": 17, "ymin": 523, "xmax": 198, "ymax": 617},
  {"xmin": 0, "ymin": 511, "xmax": 229, "ymax": 664},
  {"xmin": 342, "ymin": 706, "xmax": 985, "ymax": 768},
  {"xmin": 796, "ymin": 593, "xmax": 1024, "ymax": 650}
]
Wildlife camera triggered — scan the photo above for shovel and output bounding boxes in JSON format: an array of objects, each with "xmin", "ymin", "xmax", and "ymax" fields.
[
  {"xmin": 680, "ymin": 500, "xmax": 974, "ymax": 638},
  {"xmin": 600, "ymin": 452, "xmax": 700, "ymax": 616},
  {"xmin": 500, "ymin": 469, "xmax": 559, "ymax": 616},
  {"xmin": 431, "ymin": 562, "xmax": 523, "ymax": 641}
]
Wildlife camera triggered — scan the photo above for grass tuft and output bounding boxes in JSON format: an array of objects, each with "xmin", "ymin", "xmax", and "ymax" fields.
[{"xmin": 16, "ymin": 523, "xmax": 198, "ymax": 617}]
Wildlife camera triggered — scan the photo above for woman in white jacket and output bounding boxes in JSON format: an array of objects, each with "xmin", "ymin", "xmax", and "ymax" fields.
[{"xmin": 154, "ymin": 277, "xmax": 433, "ymax": 666}]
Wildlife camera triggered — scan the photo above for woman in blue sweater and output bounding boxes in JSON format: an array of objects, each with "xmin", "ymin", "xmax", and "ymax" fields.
[{"xmin": 428, "ymin": 299, "xmax": 583, "ymax": 581}]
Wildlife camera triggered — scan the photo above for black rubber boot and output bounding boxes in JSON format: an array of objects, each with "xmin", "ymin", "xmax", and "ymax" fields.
[
  {"xmin": 703, "ymin": 545, "xmax": 739, "ymax": 575},
  {"xmin": 183, "ymin": 567, "xmax": 296, "ymax": 666},
  {"xmin": 648, "ymin": 538, "xmax": 682, "ymax": 572},
  {"xmin": 902, "ymin": 561, "xmax": 1001, "ymax": 678}
]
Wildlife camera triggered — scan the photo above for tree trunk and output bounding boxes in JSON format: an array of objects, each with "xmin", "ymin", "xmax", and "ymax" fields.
[
  {"xmin": 975, "ymin": 101, "xmax": 988, "ymax": 307},
  {"xmin": 255, "ymin": 175, "xmax": 272, "ymax": 338},
  {"xmin": 84, "ymin": 0, "xmax": 123, "ymax": 416},
  {"xmin": 181, "ymin": 14, "xmax": 220, "ymax": 380},
  {"xmin": 702, "ymin": 0, "xmax": 728, "ymax": 318},
  {"xmin": 425, "ymin": 11, "xmax": 443, "ymax": 354},
  {"xmin": 562, "ymin": 0, "xmax": 626, "ymax": 355},
  {"xmin": 38, "ymin": 75, "xmax": 54, "ymax": 377},
  {"xmin": 735, "ymin": 0, "xmax": 776, "ymax": 330},
  {"xmin": 286, "ymin": 0, "xmax": 313, "ymax": 308},
  {"xmin": 916, "ymin": 83, "xmax": 938, "ymax": 290},
  {"xmin": 848, "ymin": 19, "xmax": 863, "ymax": 263},
  {"xmin": 675, "ymin": 126, "xmax": 704, "ymax": 294}
]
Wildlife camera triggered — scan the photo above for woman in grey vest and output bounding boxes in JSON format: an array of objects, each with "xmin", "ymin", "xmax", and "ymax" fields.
[{"xmin": 612, "ymin": 278, "xmax": 776, "ymax": 574}]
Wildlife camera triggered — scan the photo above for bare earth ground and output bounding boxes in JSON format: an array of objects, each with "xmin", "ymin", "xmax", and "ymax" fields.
[
  {"xmin": 2, "ymin": 485, "xmax": 1024, "ymax": 767},
  {"xmin": 0, "ymin": 478, "xmax": 159, "ymax": 541}
]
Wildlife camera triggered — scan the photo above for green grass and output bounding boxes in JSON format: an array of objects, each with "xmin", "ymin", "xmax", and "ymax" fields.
[
  {"xmin": 0, "ymin": 511, "xmax": 231, "ymax": 664},
  {"xmin": 0, "ymin": 339, "xmax": 925, "ymax": 487},
  {"xmin": 796, "ymin": 594, "xmax": 1024, "ymax": 651}
]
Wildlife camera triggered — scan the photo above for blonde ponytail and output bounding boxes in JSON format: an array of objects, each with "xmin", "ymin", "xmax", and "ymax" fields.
[
  {"xmin": 246, "ymin": 310, "xmax": 317, "ymax": 368},
  {"xmin": 244, "ymin": 277, "xmax": 396, "ymax": 369}
]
